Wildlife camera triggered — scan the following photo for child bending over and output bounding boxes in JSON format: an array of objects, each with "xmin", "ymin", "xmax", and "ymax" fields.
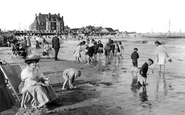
[
  {"xmin": 138, "ymin": 58, "xmax": 154, "ymax": 86},
  {"xmin": 62, "ymin": 68, "xmax": 81, "ymax": 90}
]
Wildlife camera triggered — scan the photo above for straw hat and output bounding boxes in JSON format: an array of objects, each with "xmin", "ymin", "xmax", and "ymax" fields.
[{"xmin": 25, "ymin": 54, "xmax": 41, "ymax": 64}]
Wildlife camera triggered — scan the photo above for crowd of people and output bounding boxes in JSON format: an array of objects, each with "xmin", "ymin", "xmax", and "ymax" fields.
[
  {"xmin": 0, "ymin": 34, "xmax": 173, "ymax": 113},
  {"xmin": 73, "ymin": 38, "xmax": 124, "ymax": 65}
]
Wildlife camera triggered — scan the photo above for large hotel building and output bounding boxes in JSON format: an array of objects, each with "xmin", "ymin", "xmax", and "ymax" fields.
[{"xmin": 29, "ymin": 13, "xmax": 64, "ymax": 33}]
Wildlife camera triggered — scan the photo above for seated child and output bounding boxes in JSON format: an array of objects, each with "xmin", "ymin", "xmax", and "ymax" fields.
[
  {"xmin": 62, "ymin": 68, "xmax": 81, "ymax": 90},
  {"xmin": 138, "ymin": 58, "xmax": 154, "ymax": 86},
  {"xmin": 42, "ymin": 42, "xmax": 51, "ymax": 56}
]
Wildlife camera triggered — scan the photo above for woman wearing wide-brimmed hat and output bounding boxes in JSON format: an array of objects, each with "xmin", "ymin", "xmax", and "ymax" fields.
[{"xmin": 19, "ymin": 54, "xmax": 59, "ymax": 108}]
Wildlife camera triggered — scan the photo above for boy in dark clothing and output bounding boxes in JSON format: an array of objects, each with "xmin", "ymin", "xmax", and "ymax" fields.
[
  {"xmin": 138, "ymin": 58, "xmax": 154, "ymax": 86},
  {"xmin": 131, "ymin": 48, "xmax": 139, "ymax": 67},
  {"xmin": 131, "ymin": 48, "xmax": 139, "ymax": 74}
]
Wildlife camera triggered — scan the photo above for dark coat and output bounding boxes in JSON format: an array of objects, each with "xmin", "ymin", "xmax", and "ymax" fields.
[
  {"xmin": 52, "ymin": 36, "xmax": 60, "ymax": 49},
  {"xmin": 131, "ymin": 51, "xmax": 139, "ymax": 61},
  {"xmin": 139, "ymin": 62, "xmax": 148, "ymax": 78}
]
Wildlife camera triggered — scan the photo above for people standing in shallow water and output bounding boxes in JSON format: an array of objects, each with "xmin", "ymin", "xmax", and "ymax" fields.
[{"xmin": 152, "ymin": 40, "xmax": 172, "ymax": 73}]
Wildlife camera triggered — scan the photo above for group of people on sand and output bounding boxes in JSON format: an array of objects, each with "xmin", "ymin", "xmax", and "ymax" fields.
[
  {"xmin": 18, "ymin": 54, "xmax": 81, "ymax": 109},
  {"xmin": 73, "ymin": 38, "xmax": 124, "ymax": 65},
  {"xmin": 0, "ymin": 33, "xmax": 83, "ymax": 112},
  {"xmin": 0, "ymin": 54, "xmax": 81, "ymax": 111},
  {"xmin": 9, "ymin": 34, "xmax": 58, "ymax": 60},
  {"xmin": 131, "ymin": 40, "xmax": 172, "ymax": 87},
  {"xmin": 0, "ymin": 36, "xmax": 173, "ymax": 113}
]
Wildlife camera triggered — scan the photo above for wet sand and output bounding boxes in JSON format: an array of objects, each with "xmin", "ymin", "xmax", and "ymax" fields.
[{"xmin": 1, "ymin": 36, "xmax": 185, "ymax": 115}]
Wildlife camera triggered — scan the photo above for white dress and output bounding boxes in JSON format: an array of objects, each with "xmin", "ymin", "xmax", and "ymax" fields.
[
  {"xmin": 154, "ymin": 45, "xmax": 167, "ymax": 65},
  {"xmin": 73, "ymin": 45, "xmax": 82, "ymax": 58},
  {"xmin": 20, "ymin": 67, "xmax": 57, "ymax": 108}
]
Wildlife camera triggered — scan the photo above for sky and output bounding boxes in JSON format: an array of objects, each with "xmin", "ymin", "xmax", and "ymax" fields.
[{"xmin": 0, "ymin": 0, "xmax": 185, "ymax": 33}]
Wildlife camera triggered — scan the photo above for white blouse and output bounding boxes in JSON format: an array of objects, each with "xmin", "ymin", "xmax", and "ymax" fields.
[{"xmin": 21, "ymin": 67, "xmax": 46, "ymax": 92}]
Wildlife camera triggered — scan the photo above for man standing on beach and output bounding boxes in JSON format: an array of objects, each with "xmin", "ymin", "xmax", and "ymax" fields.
[{"xmin": 52, "ymin": 33, "xmax": 60, "ymax": 61}]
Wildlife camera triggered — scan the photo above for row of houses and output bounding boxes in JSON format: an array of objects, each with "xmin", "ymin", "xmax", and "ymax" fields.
[
  {"xmin": 11, "ymin": 27, "xmax": 117, "ymax": 36},
  {"xmin": 67, "ymin": 26, "xmax": 117, "ymax": 36},
  {"xmin": 28, "ymin": 13, "xmax": 117, "ymax": 36}
]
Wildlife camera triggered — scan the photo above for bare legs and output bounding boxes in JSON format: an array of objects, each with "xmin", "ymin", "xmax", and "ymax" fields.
[
  {"xmin": 160, "ymin": 65, "xmax": 165, "ymax": 73},
  {"xmin": 62, "ymin": 80, "xmax": 67, "ymax": 90},
  {"xmin": 62, "ymin": 79, "xmax": 75, "ymax": 90},
  {"xmin": 153, "ymin": 64, "xmax": 166, "ymax": 73}
]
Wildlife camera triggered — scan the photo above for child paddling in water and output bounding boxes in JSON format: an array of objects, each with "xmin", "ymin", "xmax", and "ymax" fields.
[{"xmin": 138, "ymin": 58, "xmax": 154, "ymax": 86}]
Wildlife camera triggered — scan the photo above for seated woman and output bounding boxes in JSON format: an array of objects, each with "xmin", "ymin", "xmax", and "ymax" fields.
[{"xmin": 19, "ymin": 54, "xmax": 60, "ymax": 108}]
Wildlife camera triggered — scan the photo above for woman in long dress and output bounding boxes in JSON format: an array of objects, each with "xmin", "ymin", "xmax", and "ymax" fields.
[
  {"xmin": 0, "ymin": 60, "xmax": 16, "ymax": 112},
  {"xmin": 20, "ymin": 54, "xmax": 58, "ymax": 108},
  {"xmin": 153, "ymin": 41, "xmax": 171, "ymax": 73}
]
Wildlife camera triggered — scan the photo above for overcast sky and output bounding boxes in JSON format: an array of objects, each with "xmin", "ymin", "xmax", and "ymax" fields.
[{"xmin": 0, "ymin": 0, "xmax": 185, "ymax": 33}]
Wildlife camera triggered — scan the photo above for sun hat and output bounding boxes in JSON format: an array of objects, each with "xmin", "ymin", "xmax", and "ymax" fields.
[{"xmin": 25, "ymin": 54, "xmax": 41, "ymax": 64}]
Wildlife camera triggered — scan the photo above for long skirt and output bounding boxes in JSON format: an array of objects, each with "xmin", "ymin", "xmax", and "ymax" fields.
[{"xmin": 21, "ymin": 85, "xmax": 58, "ymax": 108}]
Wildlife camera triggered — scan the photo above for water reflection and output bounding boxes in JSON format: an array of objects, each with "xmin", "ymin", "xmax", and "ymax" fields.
[
  {"xmin": 139, "ymin": 86, "xmax": 148, "ymax": 102},
  {"xmin": 131, "ymin": 76, "xmax": 138, "ymax": 97},
  {"xmin": 131, "ymin": 73, "xmax": 148, "ymax": 102},
  {"xmin": 111, "ymin": 57, "xmax": 122, "ymax": 83},
  {"xmin": 155, "ymin": 72, "xmax": 168, "ymax": 99}
]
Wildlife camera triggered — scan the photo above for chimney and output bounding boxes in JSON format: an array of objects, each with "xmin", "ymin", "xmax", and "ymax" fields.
[{"xmin": 58, "ymin": 13, "xmax": 60, "ymax": 17}]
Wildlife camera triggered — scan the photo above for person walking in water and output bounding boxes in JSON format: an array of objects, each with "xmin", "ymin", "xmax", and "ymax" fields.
[
  {"xmin": 152, "ymin": 40, "xmax": 172, "ymax": 73},
  {"xmin": 131, "ymin": 48, "xmax": 139, "ymax": 72},
  {"xmin": 138, "ymin": 58, "xmax": 154, "ymax": 86}
]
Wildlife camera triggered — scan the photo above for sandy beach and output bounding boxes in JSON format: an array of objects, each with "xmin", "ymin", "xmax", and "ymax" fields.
[{"xmin": 1, "ymin": 36, "xmax": 185, "ymax": 115}]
